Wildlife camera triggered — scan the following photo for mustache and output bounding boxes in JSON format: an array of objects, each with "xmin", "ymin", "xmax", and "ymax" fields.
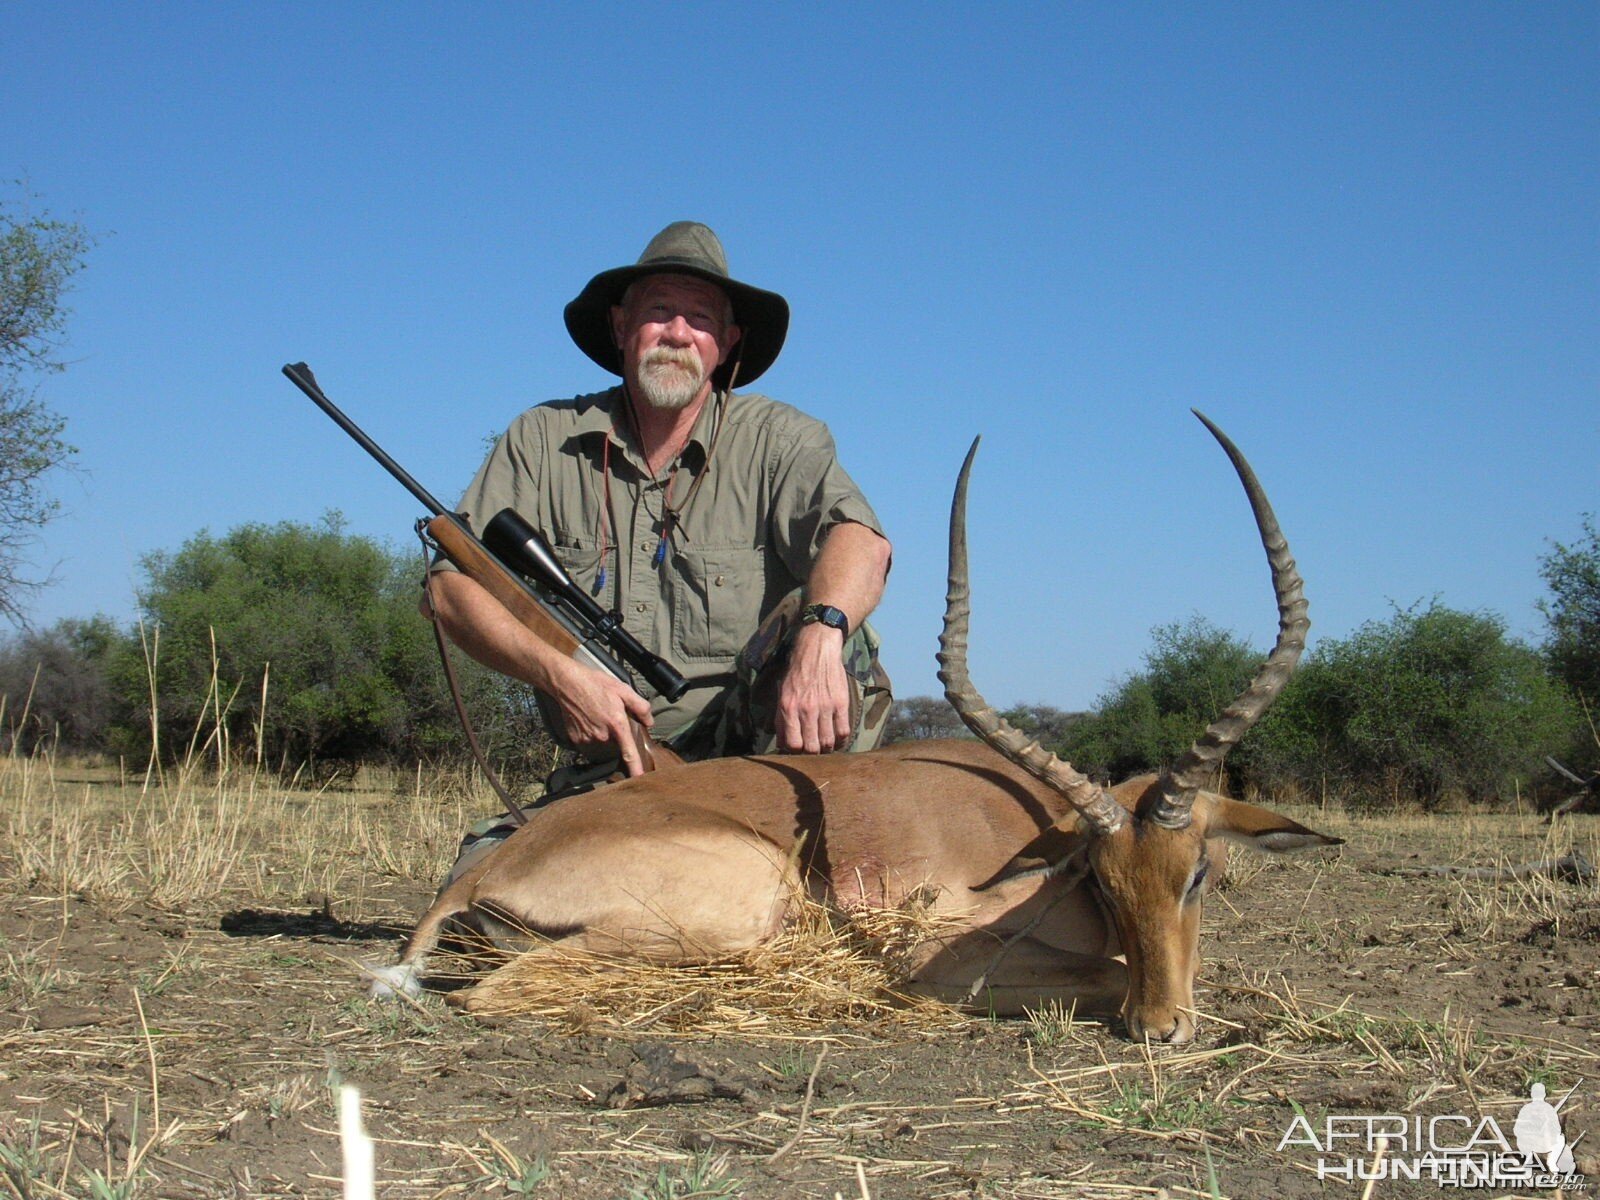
[{"xmin": 641, "ymin": 346, "xmax": 703, "ymax": 374}]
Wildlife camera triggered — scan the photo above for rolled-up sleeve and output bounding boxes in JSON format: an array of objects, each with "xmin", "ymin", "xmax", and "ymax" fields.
[
  {"xmin": 430, "ymin": 414, "xmax": 545, "ymax": 573},
  {"xmin": 767, "ymin": 424, "xmax": 884, "ymax": 581}
]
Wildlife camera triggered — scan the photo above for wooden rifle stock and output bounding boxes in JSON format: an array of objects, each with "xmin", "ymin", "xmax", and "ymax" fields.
[{"xmin": 427, "ymin": 515, "xmax": 684, "ymax": 773}]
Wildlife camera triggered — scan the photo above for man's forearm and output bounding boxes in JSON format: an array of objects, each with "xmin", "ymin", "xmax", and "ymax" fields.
[
  {"xmin": 803, "ymin": 520, "xmax": 892, "ymax": 630},
  {"xmin": 773, "ymin": 521, "xmax": 890, "ymax": 754},
  {"xmin": 423, "ymin": 569, "xmax": 657, "ymax": 772},
  {"xmin": 422, "ymin": 569, "xmax": 572, "ymax": 690}
]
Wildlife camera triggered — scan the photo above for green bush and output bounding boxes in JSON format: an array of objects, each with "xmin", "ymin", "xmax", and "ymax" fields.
[
  {"xmin": 113, "ymin": 513, "xmax": 548, "ymax": 773},
  {"xmin": 1247, "ymin": 602, "xmax": 1579, "ymax": 807},
  {"xmin": 1049, "ymin": 605, "xmax": 1579, "ymax": 808},
  {"xmin": 1058, "ymin": 617, "xmax": 1261, "ymax": 781}
]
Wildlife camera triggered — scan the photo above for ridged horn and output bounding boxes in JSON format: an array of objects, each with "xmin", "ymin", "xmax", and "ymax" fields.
[
  {"xmin": 1147, "ymin": 411, "xmax": 1310, "ymax": 830},
  {"xmin": 937, "ymin": 437, "xmax": 1128, "ymax": 838}
]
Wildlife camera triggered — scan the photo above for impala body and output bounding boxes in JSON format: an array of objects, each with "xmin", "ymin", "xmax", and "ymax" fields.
[{"xmin": 378, "ymin": 414, "xmax": 1340, "ymax": 1043}]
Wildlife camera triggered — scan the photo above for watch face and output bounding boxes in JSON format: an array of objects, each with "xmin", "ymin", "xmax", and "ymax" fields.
[{"xmin": 802, "ymin": 604, "xmax": 848, "ymax": 634}]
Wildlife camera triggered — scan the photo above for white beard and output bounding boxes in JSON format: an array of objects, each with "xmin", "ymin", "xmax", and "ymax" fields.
[{"xmin": 635, "ymin": 346, "xmax": 708, "ymax": 411}]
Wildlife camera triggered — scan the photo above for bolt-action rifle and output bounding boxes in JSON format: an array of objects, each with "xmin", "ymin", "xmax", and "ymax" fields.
[{"xmin": 281, "ymin": 362, "xmax": 687, "ymax": 775}]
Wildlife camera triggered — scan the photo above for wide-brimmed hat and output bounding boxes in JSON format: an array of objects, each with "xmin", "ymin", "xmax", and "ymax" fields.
[{"xmin": 563, "ymin": 221, "xmax": 790, "ymax": 386}]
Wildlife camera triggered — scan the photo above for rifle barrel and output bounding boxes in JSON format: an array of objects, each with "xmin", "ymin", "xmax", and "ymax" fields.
[
  {"xmin": 1553, "ymin": 1080, "xmax": 1581, "ymax": 1113},
  {"xmin": 282, "ymin": 362, "xmax": 452, "ymax": 517}
]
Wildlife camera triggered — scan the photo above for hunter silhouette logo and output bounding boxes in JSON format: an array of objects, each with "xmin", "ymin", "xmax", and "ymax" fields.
[
  {"xmin": 1278, "ymin": 1078, "xmax": 1588, "ymax": 1189},
  {"xmin": 1515, "ymin": 1081, "xmax": 1579, "ymax": 1176}
]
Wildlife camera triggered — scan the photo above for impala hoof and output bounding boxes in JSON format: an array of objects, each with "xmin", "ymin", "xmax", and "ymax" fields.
[{"xmin": 366, "ymin": 961, "xmax": 422, "ymax": 1000}]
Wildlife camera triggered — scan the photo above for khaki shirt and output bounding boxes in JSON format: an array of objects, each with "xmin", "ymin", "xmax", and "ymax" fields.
[{"xmin": 446, "ymin": 386, "xmax": 884, "ymax": 737}]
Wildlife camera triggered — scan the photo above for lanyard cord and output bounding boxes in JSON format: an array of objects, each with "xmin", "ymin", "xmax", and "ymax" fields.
[
  {"xmin": 596, "ymin": 432, "xmax": 614, "ymax": 595},
  {"xmin": 592, "ymin": 371, "xmax": 735, "ymax": 598}
]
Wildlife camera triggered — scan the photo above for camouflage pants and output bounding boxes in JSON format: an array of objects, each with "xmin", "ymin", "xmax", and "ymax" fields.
[{"xmin": 668, "ymin": 589, "xmax": 893, "ymax": 760}]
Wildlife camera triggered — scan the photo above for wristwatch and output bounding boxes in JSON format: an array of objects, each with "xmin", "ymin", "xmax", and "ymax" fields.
[{"xmin": 799, "ymin": 603, "xmax": 850, "ymax": 638}]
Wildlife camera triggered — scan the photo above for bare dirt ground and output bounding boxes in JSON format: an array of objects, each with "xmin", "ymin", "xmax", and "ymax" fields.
[{"xmin": 2, "ymin": 762, "xmax": 1597, "ymax": 1199}]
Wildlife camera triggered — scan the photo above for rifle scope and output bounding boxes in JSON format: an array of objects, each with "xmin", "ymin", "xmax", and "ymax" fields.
[{"xmin": 484, "ymin": 509, "xmax": 691, "ymax": 703}]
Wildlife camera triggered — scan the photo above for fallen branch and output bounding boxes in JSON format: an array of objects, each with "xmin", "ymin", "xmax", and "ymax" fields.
[
  {"xmin": 1550, "ymin": 789, "xmax": 1599, "ymax": 818},
  {"xmin": 1544, "ymin": 756, "xmax": 1598, "ymax": 819}
]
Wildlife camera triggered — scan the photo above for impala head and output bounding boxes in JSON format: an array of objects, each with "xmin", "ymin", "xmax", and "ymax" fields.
[{"xmin": 937, "ymin": 412, "xmax": 1341, "ymax": 1043}]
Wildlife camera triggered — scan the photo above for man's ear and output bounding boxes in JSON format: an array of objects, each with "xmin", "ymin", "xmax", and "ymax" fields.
[
  {"xmin": 610, "ymin": 304, "xmax": 627, "ymax": 349},
  {"xmin": 718, "ymin": 323, "xmax": 742, "ymax": 365},
  {"xmin": 1204, "ymin": 796, "xmax": 1343, "ymax": 854}
]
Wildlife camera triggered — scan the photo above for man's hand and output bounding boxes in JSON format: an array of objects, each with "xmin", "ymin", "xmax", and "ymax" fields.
[
  {"xmin": 776, "ymin": 623, "xmax": 852, "ymax": 753},
  {"xmin": 776, "ymin": 520, "xmax": 891, "ymax": 755},
  {"xmin": 548, "ymin": 658, "xmax": 656, "ymax": 777},
  {"xmin": 424, "ymin": 572, "xmax": 659, "ymax": 778}
]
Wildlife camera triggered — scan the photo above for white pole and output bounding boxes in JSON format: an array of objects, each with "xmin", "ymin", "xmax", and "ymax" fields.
[{"xmin": 339, "ymin": 1085, "xmax": 376, "ymax": 1200}]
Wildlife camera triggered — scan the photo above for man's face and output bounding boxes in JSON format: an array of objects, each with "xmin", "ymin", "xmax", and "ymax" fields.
[{"xmin": 611, "ymin": 274, "xmax": 741, "ymax": 411}]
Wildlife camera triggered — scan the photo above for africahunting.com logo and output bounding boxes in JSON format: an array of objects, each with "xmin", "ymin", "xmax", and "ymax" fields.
[{"xmin": 1278, "ymin": 1080, "xmax": 1588, "ymax": 1190}]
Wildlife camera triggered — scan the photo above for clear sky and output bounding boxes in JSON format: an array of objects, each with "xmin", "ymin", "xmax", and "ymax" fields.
[{"xmin": 5, "ymin": 2, "xmax": 1596, "ymax": 710}]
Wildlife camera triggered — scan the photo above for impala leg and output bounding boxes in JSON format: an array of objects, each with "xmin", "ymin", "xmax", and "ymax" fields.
[
  {"xmin": 901, "ymin": 934, "xmax": 1127, "ymax": 1019},
  {"xmin": 462, "ymin": 815, "xmax": 797, "ymax": 962},
  {"xmin": 376, "ymin": 810, "xmax": 799, "ymax": 999},
  {"xmin": 367, "ymin": 852, "xmax": 500, "ymax": 999}
]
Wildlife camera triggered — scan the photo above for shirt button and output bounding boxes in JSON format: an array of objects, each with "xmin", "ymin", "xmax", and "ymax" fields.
[
  {"xmin": 641, "ymin": 541, "xmax": 653, "ymax": 551},
  {"xmin": 635, "ymin": 603, "xmax": 647, "ymax": 613},
  {"xmin": 715, "ymin": 575, "xmax": 725, "ymax": 587}
]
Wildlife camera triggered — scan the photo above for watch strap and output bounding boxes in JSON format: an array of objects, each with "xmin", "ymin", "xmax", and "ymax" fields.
[{"xmin": 799, "ymin": 603, "xmax": 850, "ymax": 639}]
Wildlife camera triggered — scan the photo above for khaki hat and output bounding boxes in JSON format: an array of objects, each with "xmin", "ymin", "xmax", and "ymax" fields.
[{"xmin": 563, "ymin": 221, "xmax": 790, "ymax": 385}]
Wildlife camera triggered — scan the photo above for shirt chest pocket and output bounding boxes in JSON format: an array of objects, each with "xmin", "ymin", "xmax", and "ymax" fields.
[
  {"xmin": 549, "ymin": 539, "xmax": 602, "ymax": 598},
  {"xmin": 671, "ymin": 547, "xmax": 767, "ymax": 662}
]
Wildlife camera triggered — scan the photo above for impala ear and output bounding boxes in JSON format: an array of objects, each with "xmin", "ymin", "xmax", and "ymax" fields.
[{"xmin": 1203, "ymin": 797, "xmax": 1342, "ymax": 854}]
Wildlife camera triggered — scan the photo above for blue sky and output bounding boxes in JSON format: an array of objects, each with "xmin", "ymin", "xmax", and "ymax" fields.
[{"xmin": 5, "ymin": 2, "xmax": 1596, "ymax": 709}]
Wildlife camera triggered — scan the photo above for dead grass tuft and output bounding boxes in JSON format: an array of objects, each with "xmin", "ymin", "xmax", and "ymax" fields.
[{"xmin": 447, "ymin": 889, "xmax": 971, "ymax": 1037}]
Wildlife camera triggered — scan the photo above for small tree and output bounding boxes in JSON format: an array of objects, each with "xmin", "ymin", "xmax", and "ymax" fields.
[
  {"xmin": 998, "ymin": 703, "xmax": 1085, "ymax": 749},
  {"xmin": 881, "ymin": 694, "xmax": 970, "ymax": 744},
  {"xmin": 0, "ymin": 615, "xmax": 125, "ymax": 754},
  {"xmin": 0, "ymin": 190, "xmax": 92, "ymax": 622},
  {"xmin": 1059, "ymin": 616, "xmax": 1262, "ymax": 781},
  {"xmin": 117, "ymin": 514, "xmax": 543, "ymax": 771},
  {"xmin": 1539, "ymin": 514, "xmax": 1600, "ymax": 709}
]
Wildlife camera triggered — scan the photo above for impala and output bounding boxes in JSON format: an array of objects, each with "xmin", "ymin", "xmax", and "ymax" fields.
[{"xmin": 374, "ymin": 412, "xmax": 1340, "ymax": 1043}]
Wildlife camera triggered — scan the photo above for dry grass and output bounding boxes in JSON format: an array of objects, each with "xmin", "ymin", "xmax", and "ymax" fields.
[
  {"xmin": 448, "ymin": 889, "xmax": 972, "ymax": 1037},
  {"xmin": 0, "ymin": 752, "xmax": 489, "ymax": 914},
  {"xmin": 1, "ymin": 744, "xmax": 1597, "ymax": 1198}
]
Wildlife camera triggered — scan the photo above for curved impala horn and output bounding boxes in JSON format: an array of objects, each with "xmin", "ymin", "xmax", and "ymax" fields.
[
  {"xmin": 1147, "ymin": 411, "xmax": 1311, "ymax": 830},
  {"xmin": 937, "ymin": 437, "xmax": 1128, "ymax": 838}
]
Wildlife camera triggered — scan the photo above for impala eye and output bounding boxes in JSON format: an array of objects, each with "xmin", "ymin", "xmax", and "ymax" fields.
[{"xmin": 1186, "ymin": 860, "xmax": 1210, "ymax": 897}]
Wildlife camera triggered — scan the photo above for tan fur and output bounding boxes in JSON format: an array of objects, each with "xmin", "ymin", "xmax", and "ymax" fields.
[{"xmin": 389, "ymin": 746, "xmax": 1337, "ymax": 1040}]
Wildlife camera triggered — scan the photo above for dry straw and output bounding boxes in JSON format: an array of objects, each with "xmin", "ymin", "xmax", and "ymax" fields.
[{"xmin": 442, "ymin": 888, "xmax": 973, "ymax": 1037}]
